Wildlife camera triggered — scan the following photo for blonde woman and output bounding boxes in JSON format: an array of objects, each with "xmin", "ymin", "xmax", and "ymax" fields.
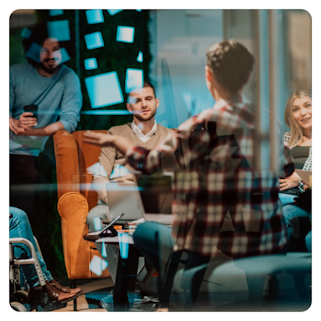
[{"xmin": 279, "ymin": 90, "xmax": 312, "ymax": 205}]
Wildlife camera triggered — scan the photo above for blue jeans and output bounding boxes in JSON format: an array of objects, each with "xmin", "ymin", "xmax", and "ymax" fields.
[
  {"xmin": 133, "ymin": 222, "xmax": 211, "ymax": 301},
  {"xmin": 282, "ymin": 204, "xmax": 311, "ymax": 252},
  {"xmin": 282, "ymin": 204, "xmax": 310, "ymax": 227},
  {"xmin": 9, "ymin": 207, "xmax": 53, "ymax": 288},
  {"xmin": 133, "ymin": 222, "xmax": 175, "ymax": 273},
  {"xmin": 133, "ymin": 222, "xmax": 175, "ymax": 294},
  {"xmin": 279, "ymin": 193, "xmax": 297, "ymax": 206}
]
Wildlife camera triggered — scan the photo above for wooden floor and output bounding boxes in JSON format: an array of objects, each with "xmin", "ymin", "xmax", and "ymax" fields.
[
  {"xmin": 27, "ymin": 270, "xmax": 311, "ymax": 312},
  {"xmin": 26, "ymin": 277, "xmax": 114, "ymax": 312},
  {"xmin": 38, "ymin": 277, "xmax": 166, "ymax": 312},
  {"xmin": 49, "ymin": 278, "xmax": 113, "ymax": 312}
]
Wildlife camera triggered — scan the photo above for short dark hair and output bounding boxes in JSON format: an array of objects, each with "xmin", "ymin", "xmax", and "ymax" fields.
[
  {"xmin": 126, "ymin": 81, "xmax": 157, "ymax": 103},
  {"xmin": 22, "ymin": 23, "xmax": 56, "ymax": 67},
  {"xmin": 206, "ymin": 40, "xmax": 255, "ymax": 94}
]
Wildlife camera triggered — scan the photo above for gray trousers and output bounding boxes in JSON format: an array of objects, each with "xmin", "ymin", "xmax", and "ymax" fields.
[{"xmin": 86, "ymin": 199, "xmax": 146, "ymax": 283}]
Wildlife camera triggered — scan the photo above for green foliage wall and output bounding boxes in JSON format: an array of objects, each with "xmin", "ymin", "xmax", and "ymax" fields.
[
  {"xmin": 17, "ymin": 9, "xmax": 153, "ymax": 276},
  {"xmin": 36, "ymin": 9, "xmax": 152, "ymax": 131}
]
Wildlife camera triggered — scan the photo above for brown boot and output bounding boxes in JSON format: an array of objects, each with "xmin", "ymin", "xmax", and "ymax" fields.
[
  {"xmin": 45, "ymin": 282, "xmax": 80, "ymax": 303},
  {"xmin": 49, "ymin": 279, "xmax": 82, "ymax": 295},
  {"xmin": 28, "ymin": 282, "xmax": 79, "ymax": 304}
]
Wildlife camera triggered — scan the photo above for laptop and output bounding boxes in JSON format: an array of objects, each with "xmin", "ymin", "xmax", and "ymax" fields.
[{"xmin": 106, "ymin": 173, "xmax": 174, "ymax": 226}]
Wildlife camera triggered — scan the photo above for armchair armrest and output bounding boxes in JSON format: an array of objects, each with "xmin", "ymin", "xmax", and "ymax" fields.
[
  {"xmin": 57, "ymin": 192, "xmax": 92, "ymax": 279},
  {"xmin": 54, "ymin": 130, "xmax": 80, "ymax": 199}
]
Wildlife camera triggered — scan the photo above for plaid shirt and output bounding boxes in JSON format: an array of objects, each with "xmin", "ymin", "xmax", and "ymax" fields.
[{"xmin": 127, "ymin": 97, "xmax": 294, "ymax": 257}]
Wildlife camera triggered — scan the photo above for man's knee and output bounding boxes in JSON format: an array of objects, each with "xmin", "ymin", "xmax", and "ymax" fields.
[
  {"xmin": 86, "ymin": 205, "xmax": 109, "ymax": 232},
  {"xmin": 133, "ymin": 222, "xmax": 157, "ymax": 245},
  {"xmin": 9, "ymin": 207, "xmax": 30, "ymax": 232},
  {"xmin": 9, "ymin": 206, "xmax": 28, "ymax": 222}
]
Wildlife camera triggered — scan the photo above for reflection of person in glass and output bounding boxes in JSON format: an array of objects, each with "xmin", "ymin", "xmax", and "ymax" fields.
[
  {"xmin": 83, "ymin": 41, "xmax": 295, "ymax": 299},
  {"xmin": 10, "ymin": 207, "xmax": 82, "ymax": 303},
  {"xmin": 279, "ymin": 91, "xmax": 312, "ymax": 205},
  {"xmin": 9, "ymin": 22, "xmax": 82, "ymax": 270}
]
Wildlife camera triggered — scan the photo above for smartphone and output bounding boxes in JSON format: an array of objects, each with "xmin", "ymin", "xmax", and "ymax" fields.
[{"xmin": 24, "ymin": 105, "xmax": 38, "ymax": 121}]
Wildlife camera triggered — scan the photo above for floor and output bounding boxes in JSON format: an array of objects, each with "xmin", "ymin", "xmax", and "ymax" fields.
[
  {"xmin": 30, "ymin": 276, "xmax": 166, "ymax": 312},
  {"xmin": 34, "ymin": 272, "xmax": 311, "ymax": 313},
  {"xmin": 51, "ymin": 278, "xmax": 113, "ymax": 312},
  {"xmin": 25, "ymin": 252, "xmax": 311, "ymax": 313}
]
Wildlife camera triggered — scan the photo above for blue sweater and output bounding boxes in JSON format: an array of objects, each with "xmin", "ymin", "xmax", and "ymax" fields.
[{"xmin": 10, "ymin": 63, "xmax": 82, "ymax": 156}]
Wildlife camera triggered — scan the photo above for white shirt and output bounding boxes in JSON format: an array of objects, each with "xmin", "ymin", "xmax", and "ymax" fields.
[{"xmin": 131, "ymin": 120, "xmax": 157, "ymax": 143}]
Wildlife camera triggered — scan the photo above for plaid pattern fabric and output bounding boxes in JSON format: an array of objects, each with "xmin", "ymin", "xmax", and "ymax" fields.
[{"xmin": 127, "ymin": 98, "xmax": 294, "ymax": 257}]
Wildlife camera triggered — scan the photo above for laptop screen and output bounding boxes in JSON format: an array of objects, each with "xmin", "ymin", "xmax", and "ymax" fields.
[{"xmin": 135, "ymin": 174, "xmax": 173, "ymax": 214}]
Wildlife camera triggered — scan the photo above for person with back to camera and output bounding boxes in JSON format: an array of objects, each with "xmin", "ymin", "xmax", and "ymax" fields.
[
  {"xmin": 278, "ymin": 90, "xmax": 312, "ymax": 205},
  {"xmin": 83, "ymin": 40, "xmax": 295, "ymax": 305}
]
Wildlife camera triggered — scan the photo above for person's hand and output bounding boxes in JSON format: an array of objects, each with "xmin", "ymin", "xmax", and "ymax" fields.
[
  {"xmin": 279, "ymin": 171, "xmax": 301, "ymax": 191},
  {"xmin": 9, "ymin": 113, "xmax": 37, "ymax": 135},
  {"xmin": 9, "ymin": 117, "xmax": 24, "ymax": 134},
  {"xmin": 19, "ymin": 112, "xmax": 37, "ymax": 129},
  {"xmin": 83, "ymin": 131, "xmax": 116, "ymax": 147}
]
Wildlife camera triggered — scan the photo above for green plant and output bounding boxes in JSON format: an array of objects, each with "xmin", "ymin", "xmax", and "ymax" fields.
[{"xmin": 36, "ymin": 9, "xmax": 152, "ymax": 130}]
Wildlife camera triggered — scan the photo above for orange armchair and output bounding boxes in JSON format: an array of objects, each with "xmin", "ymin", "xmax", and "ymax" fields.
[{"xmin": 53, "ymin": 129, "xmax": 111, "ymax": 281}]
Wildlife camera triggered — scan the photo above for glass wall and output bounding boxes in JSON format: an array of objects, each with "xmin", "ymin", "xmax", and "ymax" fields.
[
  {"xmin": 149, "ymin": 9, "xmax": 223, "ymax": 128},
  {"xmin": 221, "ymin": 10, "xmax": 311, "ymax": 169},
  {"xmin": 10, "ymin": 9, "xmax": 311, "ymax": 133},
  {"xmin": 9, "ymin": 9, "xmax": 312, "ymax": 277}
]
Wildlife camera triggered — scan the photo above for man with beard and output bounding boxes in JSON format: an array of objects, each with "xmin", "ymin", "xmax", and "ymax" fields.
[
  {"xmin": 86, "ymin": 82, "xmax": 173, "ymax": 284},
  {"xmin": 9, "ymin": 22, "xmax": 82, "ymax": 272}
]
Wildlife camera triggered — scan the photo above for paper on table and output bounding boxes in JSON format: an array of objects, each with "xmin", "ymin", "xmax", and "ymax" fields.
[
  {"xmin": 96, "ymin": 236, "xmax": 135, "ymax": 244},
  {"xmin": 128, "ymin": 218, "xmax": 145, "ymax": 225}
]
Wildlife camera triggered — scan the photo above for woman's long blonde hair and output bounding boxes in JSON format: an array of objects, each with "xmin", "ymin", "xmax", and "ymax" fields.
[{"xmin": 284, "ymin": 90, "xmax": 312, "ymax": 149}]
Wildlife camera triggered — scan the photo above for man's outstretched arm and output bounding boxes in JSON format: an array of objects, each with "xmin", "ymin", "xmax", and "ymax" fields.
[{"xmin": 83, "ymin": 131, "xmax": 135, "ymax": 156}]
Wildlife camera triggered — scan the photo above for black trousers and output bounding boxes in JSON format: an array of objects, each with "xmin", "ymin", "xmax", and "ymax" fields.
[
  {"xmin": 10, "ymin": 153, "xmax": 63, "ymax": 274},
  {"xmin": 10, "ymin": 153, "xmax": 57, "ymax": 219}
]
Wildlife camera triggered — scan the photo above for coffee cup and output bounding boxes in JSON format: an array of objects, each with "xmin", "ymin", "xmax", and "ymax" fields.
[{"xmin": 23, "ymin": 105, "xmax": 38, "ymax": 122}]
